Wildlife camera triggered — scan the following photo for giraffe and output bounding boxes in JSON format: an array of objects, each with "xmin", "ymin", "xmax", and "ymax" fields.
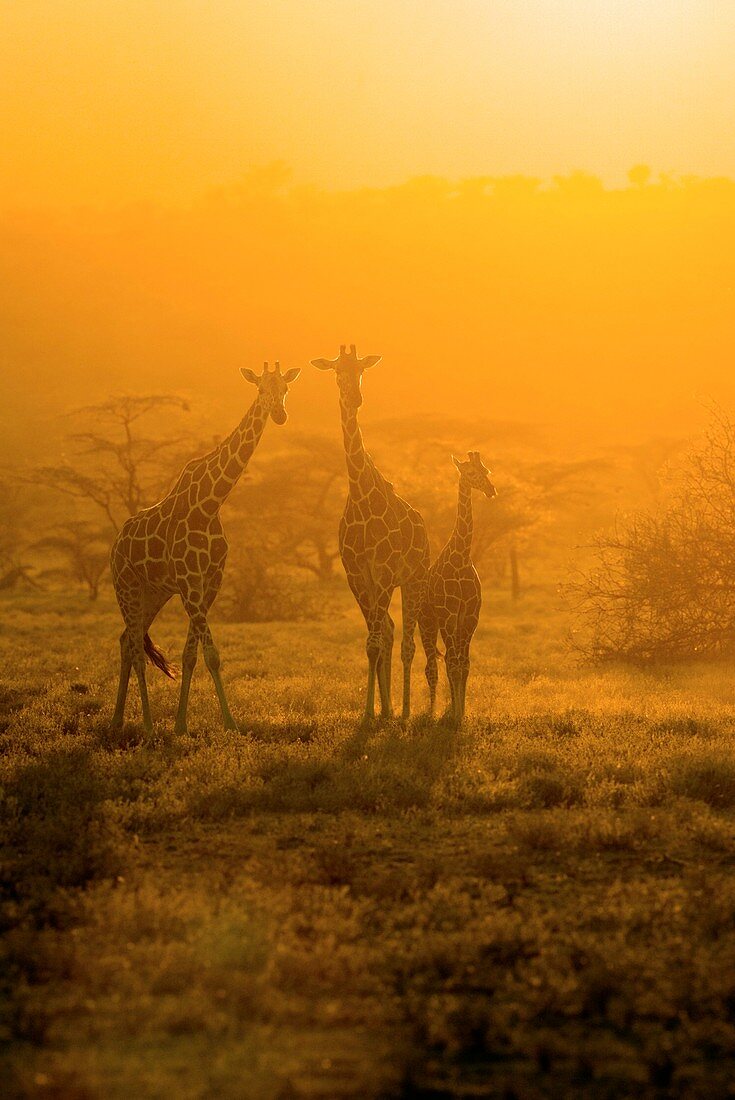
[
  {"xmin": 311, "ymin": 344, "xmax": 432, "ymax": 721},
  {"xmin": 425, "ymin": 451, "xmax": 496, "ymax": 723},
  {"xmin": 109, "ymin": 362, "xmax": 301, "ymax": 734}
]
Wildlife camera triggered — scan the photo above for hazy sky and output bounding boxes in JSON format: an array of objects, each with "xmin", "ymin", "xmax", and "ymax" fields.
[{"xmin": 3, "ymin": 0, "xmax": 735, "ymax": 206}]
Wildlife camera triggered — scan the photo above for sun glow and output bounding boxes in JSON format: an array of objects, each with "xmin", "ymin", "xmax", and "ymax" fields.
[
  {"xmin": 1, "ymin": 1, "xmax": 733, "ymax": 204},
  {"xmin": 1, "ymin": 1, "xmax": 735, "ymax": 447}
]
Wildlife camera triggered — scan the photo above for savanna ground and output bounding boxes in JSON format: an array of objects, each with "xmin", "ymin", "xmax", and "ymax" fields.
[{"xmin": 3, "ymin": 582, "xmax": 735, "ymax": 1098}]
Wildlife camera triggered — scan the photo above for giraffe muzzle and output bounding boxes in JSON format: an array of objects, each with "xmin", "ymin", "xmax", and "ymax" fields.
[{"xmin": 271, "ymin": 406, "xmax": 288, "ymax": 425}]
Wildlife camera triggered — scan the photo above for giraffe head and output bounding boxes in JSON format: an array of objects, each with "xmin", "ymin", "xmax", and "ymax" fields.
[
  {"xmin": 452, "ymin": 451, "xmax": 497, "ymax": 498},
  {"xmin": 310, "ymin": 344, "xmax": 382, "ymax": 410},
  {"xmin": 240, "ymin": 362, "xmax": 301, "ymax": 424}
]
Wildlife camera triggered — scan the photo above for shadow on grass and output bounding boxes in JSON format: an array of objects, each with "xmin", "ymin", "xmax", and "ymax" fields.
[
  {"xmin": 1, "ymin": 746, "xmax": 124, "ymax": 928},
  {"xmin": 187, "ymin": 717, "xmax": 462, "ymax": 820},
  {"xmin": 0, "ymin": 745, "xmax": 126, "ymax": 1045},
  {"xmin": 0, "ymin": 682, "xmax": 45, "ymax": 737},
  {"xmin": 237, "ymin": 716, "xmax": 321, "ymax": 745}
]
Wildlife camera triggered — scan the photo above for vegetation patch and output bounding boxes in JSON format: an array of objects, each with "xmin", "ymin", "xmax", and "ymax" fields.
[
  {"xmin": 2, "ymin": 591, "xmax": 735, "ymax": 1094},
  {"xmin": 668, "ymin": 749, "xmax": 735, "ymax": 808}
]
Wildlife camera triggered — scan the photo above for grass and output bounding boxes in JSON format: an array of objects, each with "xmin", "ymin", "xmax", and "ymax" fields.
[{"xmin": 3, "ymin": 583, "xmax": 735, "ymax": 1096}]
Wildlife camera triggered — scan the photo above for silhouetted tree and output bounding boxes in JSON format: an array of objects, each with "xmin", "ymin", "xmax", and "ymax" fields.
[
  {"xmin": 26, "ymin": 394, "xmax": 191, "ymax": 532},
  {"xmin": 218, "ymin": 543, "xmax": 319, "ymax": 623},
  {"xmin": 0, "ymin": 479, "xmax": 29, "ymax": 572},
  {"xmin": 236, "ymin": 434, "xmax": 344, "ymax": 582},
  {"xmin": 628, "ymin": 164, "xmax": 652, "ymax": 188},
  {"xmin": 32, "ymin": 522, "xmax": 109, "ymax": 601},
  {"xmin": 0, "ymin": 566, "xmax": 41, "ymax": 593}
]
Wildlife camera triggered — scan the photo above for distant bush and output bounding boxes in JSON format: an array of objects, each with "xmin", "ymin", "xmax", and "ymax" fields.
[
  {"xmin": 570, "ymin": 409, "xmax": 735, "ymax": 662},
  {"xmin": 218, "ymin": 545, "xmax": 321, "ymax": 623}
]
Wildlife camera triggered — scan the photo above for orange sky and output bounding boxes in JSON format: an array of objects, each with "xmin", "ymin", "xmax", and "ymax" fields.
[
  {"xmin": 2, "ymin": 1, "xmax": 735, "ymax": 457},
  {"xmin": 3, "ymin": 1, "xmax": 735, "ymax": 207}
]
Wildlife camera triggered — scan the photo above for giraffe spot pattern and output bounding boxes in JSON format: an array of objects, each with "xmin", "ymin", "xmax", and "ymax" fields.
[
  {"xmin": 426, "ymin": 476, "xmax": 487, "ymax": 719},
  {"xmin": 329, "ymin": 375, "xmax": 432, "ymax": 718},
  {"xmin": 109, "ymin": 389, "xmax": 282, "ymax": 727}
]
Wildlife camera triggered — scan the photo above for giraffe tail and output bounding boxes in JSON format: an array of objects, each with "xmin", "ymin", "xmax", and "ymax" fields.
[{"xmin": 143, "ymin": 633, "xmax": 178, "ymax": 679}]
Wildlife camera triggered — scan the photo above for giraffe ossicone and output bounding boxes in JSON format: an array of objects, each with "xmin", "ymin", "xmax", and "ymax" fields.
[
  {"xmin": 425, "ymin": 450, "xmax": 497, "ymax": 723},
  {"xmin": 110, "ymin": 362, "xmax": 301, "ymax": 734},
  {"xmin": 311, "ymin": 344, "xmax": 434, "ymax": 721}
]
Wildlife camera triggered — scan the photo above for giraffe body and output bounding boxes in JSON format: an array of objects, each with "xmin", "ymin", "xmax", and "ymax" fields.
[
  {"xmin": 110, "ymin": 363, "xmax": 300, "ymax": 733},
  {"xmin": 312, "ymin": 345, "xmax": 432, "ymax": 720},
  {"xmin": 425, "ymin": 452, "xmax": 496, "ymax": 723}
]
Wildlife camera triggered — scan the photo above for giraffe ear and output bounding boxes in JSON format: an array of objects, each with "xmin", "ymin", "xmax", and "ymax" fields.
[
  {"xmin": 452, "ymin": 455, "xmax": 463, "ymax": 471},
  {"xmin": 310, "ymin": 358, "xmax": 337, "ymax": 371},
  {"xmin": 240, "ymin": 367, "xmax": 260, "ymax": 385},
  {"xmin": 361, "ymin": 355, "xmax": 382, "ymax": 369},
  {"xmin": 282, "ymin": 367, "xmax": 301, "ymax": 384}
]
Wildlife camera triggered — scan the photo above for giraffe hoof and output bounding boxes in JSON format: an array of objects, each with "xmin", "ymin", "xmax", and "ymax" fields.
[
  {"xmin": 223, "ymin": 718, "xmax": 239, "ymax": 732},
  {"xmin": 174, "ymin": 722, "xmax": 188, "ymax": 735}
]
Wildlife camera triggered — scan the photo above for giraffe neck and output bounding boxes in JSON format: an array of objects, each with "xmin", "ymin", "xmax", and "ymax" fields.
[
  {"xmin": 340, "ymin": 396, "xmax": 377, "ymax": 498},
  {"xmin": 199, "ymin": 395, "xmax": 270, "ymax": 506},
  {"xmin": 450, "ymin": 480, "xmax": 474, "ymax": 561}
]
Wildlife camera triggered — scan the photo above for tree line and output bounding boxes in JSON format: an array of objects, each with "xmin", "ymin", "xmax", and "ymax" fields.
[
  {"xmin": 6, "ymin": 391, "xmax": 735, "ymax": 668},
  {"xmin": 2, "ymin": 394, "xmax": 551, "ymax": 616}
]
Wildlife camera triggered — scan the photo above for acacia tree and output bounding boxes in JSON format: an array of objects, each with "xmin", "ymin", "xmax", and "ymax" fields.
[
  {"xmin": 570, "ymin": 410, "xmax": 735, "ymax": 662},
  {"xmin": 0, "ymin": 480, "xmax": 28, "ymax": 571},
  {"xmin": 27, "ymin": 394, "xmax": 191, "ymax": 532},
  {"xmin": 0, "ymin": 479, "xmax": 40, "ymax": 591},
  {"xmin": 235, "ymin": 434, "xmax": 345, "ymax": 582},
  {"xmin": 32, "ymin": 522, "xmax": 110, "ymax": 601}
]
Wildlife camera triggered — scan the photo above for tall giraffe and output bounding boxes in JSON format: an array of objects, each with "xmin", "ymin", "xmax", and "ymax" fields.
[
  {"xmin": 311, "ymin": 344, "xmax": 431, "ymax": 720},
  {"xmin": 110, "ymin": 362, "xmax": 301, "ymax": 734},
  {"xmin": 425, "ymin": 451, "xmax": 496, "ymax": 723}
]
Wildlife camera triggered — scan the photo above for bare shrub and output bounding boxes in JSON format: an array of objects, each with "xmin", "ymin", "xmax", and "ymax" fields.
[
  {"xmin": 32, "ymin": 520, "xmax": 110, "ymax": 600},
  {"xmin": 570, "ymin": 409, "xmax": 735, "ymax": 662},
  {"xmin": 24, "ymin": 393, "xmax": 192, "ymax": 532},
  {"xmin": 218, "ymin": 545, "xmax": 320, "ymax": 623}
]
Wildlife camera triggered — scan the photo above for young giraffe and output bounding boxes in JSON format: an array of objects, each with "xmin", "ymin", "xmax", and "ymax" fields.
[
  {"xmin": 425, "ymin": 451, "xmax": 497, "ymax": 723},
  {"xmin": 110, "ymin": 362, "xmax": 301, "ymax": 734},
  {"xmin": 311, "ymin": 345, "xmax": 432, "ymax": 721}
]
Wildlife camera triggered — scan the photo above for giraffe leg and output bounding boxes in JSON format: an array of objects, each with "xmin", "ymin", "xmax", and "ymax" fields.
[
  {"xmin": 180, "ymin": 593, "xmax": 237, "ymax": 732},
  {"xmin": 445, "ymin": 640, "xmax": 462, "ymax": 726},
  {"xmin": 343, "ymin": 571, "xmax": 379, "ymax": 722},
  {"xmin": 419, "ymin": 609, "xmax": 439, "ymax": 717},
  {"xmin": 379, "ymin": 613, "xmax": 395, "ymax": 703},
  {"xmin": 111, "ymin": 629, "xmax": 133, "ymax": 730},
  {"xmin": 111, "ymin": 562, "xmax": 145, "ymax": 729},
  {"xmin": 202, "ymin": 623, "xmax": 238, "ymax": 730},
  {"xmin": 366, "ymin": 584, "xmax": 394, "ymax": 721},
  {"xmin": 455, "ymin": 633, "xmax": 473, "ymax": 726},
  {"xmin": 457, "ymin": 651, "xmax": 471, "ymax": 723},
  {"xmin": 400, "ymin": 583, "xmax": 424, "ymax": 719},
  {"xmin": 129, "ymin": 624, "xmax": 153, "ymax": 734},
  {"xmin": 114, "ymin": 572, "xmax": 154, "ymax": 732},
  {"xmin": 174, "ymin": 621, "xmax": 198, "ymax": 734}
]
